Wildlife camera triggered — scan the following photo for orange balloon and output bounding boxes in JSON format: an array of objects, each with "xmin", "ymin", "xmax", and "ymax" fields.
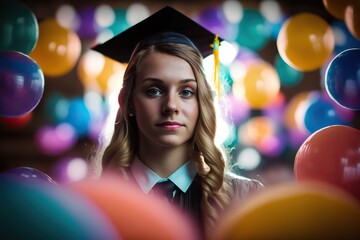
[
  {"xmin": 30, "ymin": 18, "xmax": 81, "ymax": 77},
  {"xmin": 322, "ymin": 0, "xmax": 351, "ymax": 19},
  {"xmin": 295, "ymin": 125, "xmax": 360, "ymax": 202},
  {"xmin": 344, "ymin": 4, "xmax": 360, "ymax": 40},
  {"xmin": 277, "ymin": 13, "xmax": 334, "ymax": 71},
  {"xmin": 233, "ymin": 62, "xmax": 280, "ymax": 109},
  {"xmin": 213, "ymin": 182, "xmax": 360, "ymax": 240},
  {"xmin": 283, "ymin": 91, "xmax": 312, "ymax": 131},
  {"xmin": 68, "ymin": 175, "xmax": 199, "ymax": 240}
]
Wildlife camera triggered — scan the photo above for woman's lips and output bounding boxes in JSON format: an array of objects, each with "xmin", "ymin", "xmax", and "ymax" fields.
[{"xmin": 156, "ymin": 121, "xmax": 183, "ymax": 130}]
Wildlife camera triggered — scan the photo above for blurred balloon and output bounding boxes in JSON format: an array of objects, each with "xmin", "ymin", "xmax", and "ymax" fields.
[
  {"xmin": 274, "ymin": 54, "xmax": 303, "ymax": 87},
  {"xmin": 43, "ymin": 92, "xmax": 69, "ymax": 124},
  {"xmin": 304, "ymin": 94, "xmax": 346, "ymax": 133},
  {"xmin": 107, "ymin": 7, "xmax": 129, "ymax": 35},
  {"xmin": 233, "ymin": 61, "xmax": 280, "ymax": 109},
  {"xmin": 0, "ymin": 51, "xmax": 44, "ymax": 117},
  {"xmin": 77, "ymin": 50, "xmax": 125, "ymax": 94},
  {"xmin": 325, "ymin": 48, "xmax": 360, "ymax": 110},
  {"xmin": 35, "ymin": 123, "xmax": 78, "ymax": 156},
  {"xmin": 77, "ymin": 6, "xmax": 99, "ymax": 39},
  {"xmin": 3, "ymin": 166, "xmax": 57, "ymax": 184},
  {"xmin": 51, "ymin": 157, "xmax": 88, "ymax": 184},
  {"xmin": 213, "ymin": 182, "xmax": 360, "ymax": 239},
  {"xmin": 331, "ymin": 21, "xmax": 360, "ymax": 55},
  {"xmin": 277, "ymin": 13, "xmax": 334, "ymax": 71},
  {"xmin": 235, "ymin": 8, "xmax": 271, "ymax": 51},
  {"xmin": 322, "ymin": 0, "xmax": 351, "ymax": 19},
  {"xmin": 0, "ymin": 176, "xmax": 119, "ymax": 239},
  {"xmin": 294, "ymin": 125, "xmax": 360, "ymax": 202},
  {"xmin": 344, "ymin": 4, "xmax": 360, "ymax": 40},
  {"xmin": 0, "ymin": 112, "xmax": 32, "ymax": 129},
  {"xmin": 0, "ymin": 0, "xmax": 38, "ymax": 54},
  {"xmin": 62, "ymin": 97, "xmax": 91, "ymax": 137},
  {"xmin": 30, "ymin": 18, "xmax": 81, "ymax": 77},
  {"xmin": 197, "ymin": 6, "xmax": 238, "ymax": 41},
  {"xmin": 69, "ymin": 175, "xmax": 199, "ymax": 240}
]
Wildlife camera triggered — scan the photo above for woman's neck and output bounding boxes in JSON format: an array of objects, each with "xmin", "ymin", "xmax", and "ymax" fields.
[{"xmin": 137, "ymin": 141, "xmax": 190, "ymax": 178}]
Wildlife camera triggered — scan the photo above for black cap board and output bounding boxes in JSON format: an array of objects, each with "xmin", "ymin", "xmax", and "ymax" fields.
[{"xmin": 92, "ymin": 6, "xmax": 222, "ymax": 63}]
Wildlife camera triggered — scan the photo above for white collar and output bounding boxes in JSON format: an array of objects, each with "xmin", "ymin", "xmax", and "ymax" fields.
[{"xmin": 130, "ymin": 156, "xmax": 198, "ymax": 194}]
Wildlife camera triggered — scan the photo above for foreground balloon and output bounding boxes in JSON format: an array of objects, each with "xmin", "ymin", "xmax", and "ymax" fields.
[
  {"xmin": 325, "ymin": 48, "xmax": 360, "ymax": 110},
  {"xmin": 277, "ymin": 13, "xmax": 334, "ymax": 71},
  {"xmin": 294, "ymin": 125, "xmax": 360, "ymax": 201},
  {"xmin": 0, "ymin": 0, "xmax": 38, "ymax": 54},
  {"xmin": 0, "ymin": 176, "xmax": 119, "ymax": 239},
  {"xmin": 213, "ymin": 182, "xmax": 360, "ymax": 239},
  {"xmin": 0, "ymin": 51, "xmax": 44, "ymax": 117},
  {"xmin": 3, "ymin": 167, "xmax": 57, "ymax": 184},
  {"xmin": 69, "ymin": 174, "xmax": 199, "ymax": 240}
]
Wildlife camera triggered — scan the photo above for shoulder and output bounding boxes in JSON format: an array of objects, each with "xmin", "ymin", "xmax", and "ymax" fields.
[{"xmin": 225, "ymin": 171, "xmax": 265, "ymax": 201}]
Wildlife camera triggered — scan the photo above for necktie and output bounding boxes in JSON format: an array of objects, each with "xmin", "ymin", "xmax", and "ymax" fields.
[{"xmin": 153, "ymin": 180, "xmax": 177, "ymax": 203}]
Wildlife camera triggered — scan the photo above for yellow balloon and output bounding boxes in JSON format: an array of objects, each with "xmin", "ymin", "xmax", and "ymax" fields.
[
  {"xmin": 214, "ymin": 182, "xmax": 360, "ymax": 240},
  {"xmin": 233, "ymin": 62, "xmax": 280, "ymax": 109},
  {"xmin": 277, "ymin": 13, "xmax": 334, "ymax": 71},
  {"xmin": 77, "ymin": 50, "xmax": 125, "ymax": 94},
  {"xmin": 30, "ymin": 18, "xmax": 81, "ymax": 77}
]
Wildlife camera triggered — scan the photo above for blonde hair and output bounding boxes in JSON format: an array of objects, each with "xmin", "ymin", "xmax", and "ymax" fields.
[{"xmin": 90, "ymin": 42, "xmax": 232, "ymax": 235}]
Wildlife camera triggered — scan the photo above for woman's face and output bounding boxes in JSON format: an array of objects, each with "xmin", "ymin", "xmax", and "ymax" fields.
[{"xmin": 132, "ymin": 51, "xmax": 199, "ymax": 149}]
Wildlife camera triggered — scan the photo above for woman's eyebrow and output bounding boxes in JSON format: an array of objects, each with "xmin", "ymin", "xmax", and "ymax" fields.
[{"xmin": 142, "ymin": 78, "xmax": 197, "ymax": 84}]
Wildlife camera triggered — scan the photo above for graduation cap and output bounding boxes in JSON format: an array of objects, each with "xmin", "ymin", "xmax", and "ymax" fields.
[
  {"xmin": 92, "ymin": 6, "xmax": 222, "ymax": 62},
  {"xmin": 92, "ymin": 5, "xmax": 223, "ymax": 96}
]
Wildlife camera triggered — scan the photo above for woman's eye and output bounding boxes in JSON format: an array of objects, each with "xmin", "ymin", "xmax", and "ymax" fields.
[
  {"xmin": 146, "ymin": 88, "xmax": 162, "ymax": 96},
  {"xmin": 180, "ymin": 89, "xmax": 194, "ymax": 97}
]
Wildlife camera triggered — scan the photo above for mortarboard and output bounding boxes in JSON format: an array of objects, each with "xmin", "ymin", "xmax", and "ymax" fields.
[
  {"xmin": 92, "ymin": 5, "xmax": 222, "ymax": 63},
  {"xmin": 92, "ymin": 5, "xmax": 223, "ymax": 96}
]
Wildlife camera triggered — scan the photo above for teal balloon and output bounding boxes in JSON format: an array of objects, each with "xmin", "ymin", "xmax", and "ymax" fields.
[
  {"xmin": 275, "ymin": 54, "xmax": 303, "ymax": 87},
  {"xmin": 236, "ymin": 8, "xmax": 271, "ymax": 51},
  {"xmin": 0, "ymin": 176, "xmax": 119, "ymax": 239},
  {"xmin": 108, "ymin": 8, "xmax": 129, "ymax": 35},
  {"xmin": 0, "ymin": 0, "xmax": 39, "ymax": 54}
]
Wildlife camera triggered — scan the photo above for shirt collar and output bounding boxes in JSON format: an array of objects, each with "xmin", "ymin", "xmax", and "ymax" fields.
[{"xmin": 130, "ymin": 156, "xmax": 198, "ymax": 194}]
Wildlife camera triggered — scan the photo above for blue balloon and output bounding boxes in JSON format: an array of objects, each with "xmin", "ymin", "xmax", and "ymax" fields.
[
  {"xmin": 325, "ymin": 48, "xmax": 360, "ymax": 110},
  {"xmin": 304, "ymin": 95, "xmax": 347, "ymax": 133},
  {"xmin": 0, "ymin": 51, "xmax": 44, "ymax": 117},
  {"xmin": 62, "ymin": 97, "xmax": 91, "ymax": 137},
  {"xmin": 0, "ymin": 176, "xmax": 119, "ymax": 239}
]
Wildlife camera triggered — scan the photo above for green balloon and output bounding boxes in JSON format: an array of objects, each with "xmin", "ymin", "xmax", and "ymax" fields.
[{"xmin": 0, "ymin": 0, "xmax": 39, "ymax": 54}]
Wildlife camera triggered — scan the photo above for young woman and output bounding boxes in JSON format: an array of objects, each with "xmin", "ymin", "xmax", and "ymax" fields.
[{"xmin": 90, "ymin": 6, "xmax": 264, "ymax": 239}]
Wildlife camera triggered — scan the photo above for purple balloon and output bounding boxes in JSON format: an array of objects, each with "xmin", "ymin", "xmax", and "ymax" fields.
[
  {"xmin": 0, "ymin": 51, "xmax": 44, "ymax": 117},
  {"xmin": 4, "ymin": 167, "xmax": 57, "ymax": 184}
]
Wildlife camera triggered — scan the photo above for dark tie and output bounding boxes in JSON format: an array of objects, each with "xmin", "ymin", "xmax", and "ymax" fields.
[{"xmin": 153, "ymin": 180, "xmax": 177, "ymax": 203}]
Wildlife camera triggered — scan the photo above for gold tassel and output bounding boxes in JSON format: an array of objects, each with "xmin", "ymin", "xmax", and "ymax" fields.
[{"xmin": 212, "ymin": 34, "xmax": 221, "ymax": 98}]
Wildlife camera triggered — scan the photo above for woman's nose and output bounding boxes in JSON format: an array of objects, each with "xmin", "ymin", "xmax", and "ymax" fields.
[{"xmin": 161, "ymin": 94, "xmax": 179, "ymax": 114}]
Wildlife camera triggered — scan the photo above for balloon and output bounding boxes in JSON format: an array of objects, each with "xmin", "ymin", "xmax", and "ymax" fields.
[
  {"xmin": 331, "ymin": 21, "xmax": 360, "ymax": 55},
  {"xmin": 77, "ymin": 6, "xmax": 99, "ymax": 39},
  {"xmin": 233, "ymin": 61, "xmax": 280, "ymax": 109},
  {"xmin": 0, "ymin": 176, "xmax": 119, "ymax": 239},
  {"xmin": 325, "ymin": 48, "xmax": 360, "ymax": 110},
  {"xmin": 303, "ymin": 95, "xmax": 346, "ymax": 133},
  {"xmin": 30, "ymin": 18, "xmax": 81, "ymax": 77},
  {"xmin": 213, "ymin": 182, "xmax": 360, "ymax": 240},
  {"xmin": 277, "ymin": 13, "xmax": 335, "ymax": 71},
  {"xmin": 107, "ymin": 7, "xmax": 129, "ymax": 35},
  {"xmin": 69, "ymin": 175, "xmax": 199, "ymax": 240},
  {"xmin": 62, "ymin": 97, "xmax": 91, "ymax": 137},
  {"xmin": 35, "ymin": 123, "xmax": 78, "ymax": 156},
  {"xmin": 0, "ymin": 112, "xmax": 32, "ymax": 129},
  {"xmin": 344, "ymin": 4, "xmax": 360, "ymax": 40},
  {"xmin": 235, "ymin": 8, "xmax": 271, "ymax": 51},
  {"xmin": 197, "ymin": 6, "xmax": 238, "ymax": 41},
  {"xmin": 274, "ymin": 54, "xmax": 303, "ymax": 87},
  {"xmin": 294, "ymin": 125, "xmax": 360, "ymax": 201},
  {"xmin": 0, "ymin": 51, "xmax": 44, "ymax": 117},
  {"xmin": 0, "ymin": 0, "xmax": 38, "ymax": 54},
  {"xmin": 3, "ymin": 167, "xmax": 57, "ymax": 184},
  {"xmin": 322, "ymin": 0, "xmax": 351, "ymax": 19}
]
